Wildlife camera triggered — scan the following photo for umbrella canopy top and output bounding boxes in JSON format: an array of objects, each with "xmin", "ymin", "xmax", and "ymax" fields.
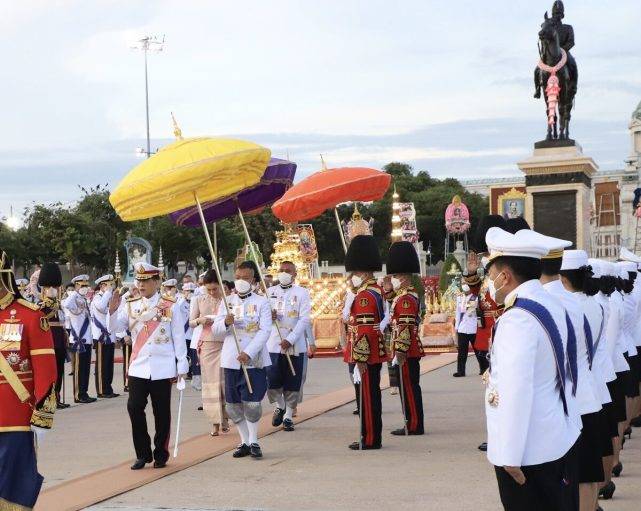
[
  {"xmin": 272, "ymin": 166, "xmax": 391, "ymax": 223},
  {"xmin": 110, "ymin": 137, "xmax": 271, "ymax": 221},
  {"xmin": 170, "ymin": 157, "xmax": 296, "ymax": 227}
]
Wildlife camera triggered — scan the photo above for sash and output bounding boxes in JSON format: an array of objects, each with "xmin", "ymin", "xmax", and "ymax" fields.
[
  {"xmin": 591, "ymin": 304, "xmax": 606, "ymax": 354},
  {"xmin": 70, "ymin": 315, "xmax": 90, "ymax": 353},
  {"xmin": 583, "ymin": 316, "xmax": 594, "ymax": 369},
  {"xmin": 93, "ymin": 317, "xmax": 113, "ymax": 344},
  {"xmin": 184, "ymin": 317, "xmax": 190, "ymax": 334},
  {"xmin": 565, "ymin": 313, "xmax": 578, "ymax": 397},
  {"xmin": 512, "ymin": 297, "xmax": 568, "ymax": 415},
  {"xmin": 363, "ymin": 288, "xmax": 385, "ymax": 324},
  {"xmin": 130, "ymin": 321, "xmax": 160, "ymax": 364},
  {"xmin": 0, "ymin": 354, "xmax": 30, "ymax": 403}
]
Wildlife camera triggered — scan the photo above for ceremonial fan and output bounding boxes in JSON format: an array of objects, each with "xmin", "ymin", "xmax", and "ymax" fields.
[
  {"xmin": 170, "ymin": 157, "xmax": 299, "ymax": 375},
  {"xmin": 109, "ymin": 117, "xmax": 270, "ymax": 393},
  {"xmin": 271, "ymin": 157, "xmax": 391, "ymax": 253}
]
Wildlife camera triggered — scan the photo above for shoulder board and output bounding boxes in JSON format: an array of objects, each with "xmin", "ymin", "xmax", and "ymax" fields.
[
  {"xmin": 503, "ymin": 293, "xmax": 517, "ymax": 310},
  {"xmin": 161, "ymin": 294, "xmax": 176, "ymax": 303},
  {"xmin": 17, "ymin": 298, "xmax": 40, "ymax": 311},
  {"xmin": 126, "ymin": 296, "xmax": 142, "ymax": 303}
]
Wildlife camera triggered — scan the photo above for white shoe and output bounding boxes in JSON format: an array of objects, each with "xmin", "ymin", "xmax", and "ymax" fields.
[{"xmin": 191, "ymin": 375, "xmax": 202, "ymax": 391}]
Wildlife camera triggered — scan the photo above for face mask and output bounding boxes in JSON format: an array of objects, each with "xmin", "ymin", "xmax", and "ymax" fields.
[
  {"xmin": 45, "ymin": 288, "xmax": 58, "ymax": 298},
  {"xmin": 351, "ymin": 275, "xmax": 363, "ymax": 288},
  {"xmin": 234, "ymin": 279, "xmax": 251, "ymax": 295},
  {"xmin": 391, "ymin": 277, "xmax": 402, "ymax": 290},
  {"xmin": 461, "ymin": 285, "xmax": 470, "ymax": 294},
  {"xmin": 78, "ymin": 286, "xmax": 89, "ymax": 296},
  {"xmin": 487, "ymin": 272, "xmax": 505, "ymax": 303},
  {"xmin": 278, "ymin": 272, "xmax": 292, "ymax": 286}
]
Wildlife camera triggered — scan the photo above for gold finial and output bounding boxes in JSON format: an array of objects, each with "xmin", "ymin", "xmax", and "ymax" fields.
[
  {"xmin": 352, "ymin": 203, "xmax": 361, "ymax": 220},
  {"xmin": 320, "ymin": 154, "xmax": 328, "ymax": 171},
  {"xmin": 171, "ymin": 112, "xmax": 183, "ymax": 140}
]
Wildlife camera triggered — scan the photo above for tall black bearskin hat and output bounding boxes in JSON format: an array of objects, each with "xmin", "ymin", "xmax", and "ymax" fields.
[
  {"xmin": 387, "ymin": 241, "xmax": 420, "ymax": 275},
  {"xmin": 345, "ymin": 235, "xmax": 382, "ymax": 272},
  {"xmin": 0, "ymin": 249, "xmax": 19, "ymax": 297},
  {"xmin": 504, "ymin": 217, "xmax": 531, "ymax": 234},
  {"xmin": 473, "ymin": 215, "xmax": 507, "ymax": 253},
  {"xmin": 38, "ymin": 262, "xmax": 62, "ymax": 288}
]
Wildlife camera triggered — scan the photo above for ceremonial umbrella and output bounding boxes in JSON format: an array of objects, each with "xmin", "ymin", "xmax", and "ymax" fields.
[
  {"xmin": 110, "ymin": 133, "xmax": 271, "ymax": 392},
  {"xmin": 272, "ymin": 160, "xmax": 392, "ymax": 252},
  {"xmin": 169, "ymin": 157, "xmax": 299, "ymax": 375}
]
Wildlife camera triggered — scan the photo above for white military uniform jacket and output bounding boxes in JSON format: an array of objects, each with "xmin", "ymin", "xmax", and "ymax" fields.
[
  {"xmin": 544, "ymin": 280, "xmax": 601, "ymax": 418},
  {"xmin": 90, "ymin": 289, "xmax": 116, "ymax": 342},
  {"xmin": 486, "ymin": 279, "xmax": 580, "ymax": 468},
  {"xmin": 455, "ymin": 293, "xmax": 478, "ymax": 335},
  {"xmin": 267, "ymin": 284, "xmax": 312, "ymax": 355},
  {"xmin": 621, "ymin": 292, "xmax": 638, "ymax": 357},
  {"xmin": 62, "ymin": 291, "xmax": 93, "ymax": 345},
  {"xmin": 214, "ymin": 291, "xmax": 272, "ymax": 370},
  {"xmin": 609, "ymin": 291, "xmax": 630, "ymax": 373},
  {"xmin": 178, "ymin": 297, "xmax": 192, "ymax": 341},
  {"xmin": 108, "ymin": 292, "xmax": 189, "ymax": 380},
  {"xmin": 593, "ymin": 293, "xmax": 616, "ymax": 387}
]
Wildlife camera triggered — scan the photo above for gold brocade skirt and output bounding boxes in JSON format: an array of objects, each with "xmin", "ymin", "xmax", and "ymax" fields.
[{"xmin": 199, "ymin": 341, "xmax": 226, "ymax": 425}]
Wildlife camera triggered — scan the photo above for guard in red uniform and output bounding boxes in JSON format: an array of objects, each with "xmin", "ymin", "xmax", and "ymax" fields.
[
  {"xmin": 344, "ymin": 235, "xmax": 387, "ymax": 450},
  {"xmin": 387, "ymin": 241, "xmax": 425, "ymax": 436},
  {"xmin": 0, "ymin": 250, "xmax": 57, "ymax": 510},
  {"xmin": 462, "ymin": 215, "xmax": 507, "ymax": 452}
]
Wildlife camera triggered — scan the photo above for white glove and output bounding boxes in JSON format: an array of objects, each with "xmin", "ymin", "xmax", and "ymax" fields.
[
  {"xmin": 32, "ymin": 426, "xmax": 48, "ymax": 446},
  {"xmin": 352, "ymin": 364, "xmax": 361, "ymax": 384},
  {"xmin": 391, "ymin": 355, "xmax": 399, "ymax": 366},
  {"xmin": 176, "ymin": 377, "xmax": 186, "ymax": 391}
]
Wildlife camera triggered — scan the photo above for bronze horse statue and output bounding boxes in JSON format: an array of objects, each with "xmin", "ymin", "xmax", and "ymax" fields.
[{"xmin": 534, "ymin": 11, "xmax": 578, "ymax": 141}]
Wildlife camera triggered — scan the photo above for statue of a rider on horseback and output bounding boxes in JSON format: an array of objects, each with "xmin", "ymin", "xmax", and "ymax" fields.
[{"xmin": 534, "ymin": 1, "xmax": 578, "ymax": 141}]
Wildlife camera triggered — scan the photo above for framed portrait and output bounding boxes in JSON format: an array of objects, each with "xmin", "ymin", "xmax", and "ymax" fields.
[{"xmin": 497, "ymin": 188, "xmax": 527, "ymax": 220}]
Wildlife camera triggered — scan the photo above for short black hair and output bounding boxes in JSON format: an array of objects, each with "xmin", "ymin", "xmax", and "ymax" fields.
[
  {"xmin": 238, "ymin": 260, "xmax": 258, "ymax": 282},
  {"xmin": 202, "ymin": 269, "xmax": 219, "ymax": 285},
  {"xmin": 490, "ymin": 256, "xmax": 542, "ymax": 284},
  {"xmin": 541, "ymin": 257, "xmax": 562, "ymax": 277},
  {"xmin": 559, "ymin": 266, "xmax": 595, "ymax": 295}
]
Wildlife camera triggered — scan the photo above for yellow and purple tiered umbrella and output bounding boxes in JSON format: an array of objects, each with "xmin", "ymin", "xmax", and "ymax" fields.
[{"xmin": 110, "ymin": 133, "xmax": 271, "ymax": 391}]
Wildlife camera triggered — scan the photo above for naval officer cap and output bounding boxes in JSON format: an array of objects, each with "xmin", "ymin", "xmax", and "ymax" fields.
[
  {"xmin": 620, "ymin": 247, "xmax": 641, "ymax": 269},
  {"xmin": 162, "ymin": 278, "xmax": 177, "ymax": 287},
  {"xmin": 182, "ymin": 282, "xmax": 196, "ymax": 291},
  {"xmin": 560, "ymin": 250, "xmax": 589, "ymax": 271},
  {"xmin": 587, "ymin": 258, "xmax": 604, "ymax": 278},
  {"xmin": 134, "ymin": 262, "xmax": 160, "ymax": 281},
  {"xmin": 71, "ymin": 274, "xmax": 90, "ymax": 285},
  {"xmin": 95, "ymin": 274, "xmax": 114, "ymax": 285},
  {"xmin": 485, "ymin": 227, "xmax": 551, "ymax": 267}
]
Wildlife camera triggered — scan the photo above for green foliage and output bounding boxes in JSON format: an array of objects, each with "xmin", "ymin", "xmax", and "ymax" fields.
[{"xmin": 439, "ymin": 254, "xmax": 461, "ymax": 291}]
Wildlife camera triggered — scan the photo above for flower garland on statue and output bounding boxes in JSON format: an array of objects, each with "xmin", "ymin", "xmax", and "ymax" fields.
[{"xmin": 537, "ymin": 48, "xmax": 567, "ymax": 128}]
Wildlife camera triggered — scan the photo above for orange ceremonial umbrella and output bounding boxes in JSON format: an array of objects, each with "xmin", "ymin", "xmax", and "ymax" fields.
[{"xmin": 272, "ymin": 161, "xmax": 391, "ymax": 252}]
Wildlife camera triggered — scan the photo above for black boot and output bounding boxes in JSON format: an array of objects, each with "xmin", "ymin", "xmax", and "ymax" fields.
[
  {"xmin": 233, "ymin": 444, "xmax": 251, "ymax": 458},
  {"xmin": 599, "ymin": 480, "xmax": 616, "ymax": 499}
]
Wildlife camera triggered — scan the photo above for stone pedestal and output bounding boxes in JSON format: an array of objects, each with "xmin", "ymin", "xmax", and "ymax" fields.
[{"xmin": 517, "ymin": 141, "xmax": 598, "ymax": 250}]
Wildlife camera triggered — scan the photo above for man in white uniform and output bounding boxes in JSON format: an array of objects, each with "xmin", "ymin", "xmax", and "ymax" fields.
[
  {"xmin": 108, "ymin": 263, "xmax": 188, "ymax": 470},
  {"xmin": 91, "ymin": 274, "xmax": 119, "ymax": 399},
  {"xmin": 214, "ymin": 261, "xmax": 271, "ymax": 459},
  {"xmin": 266, "ymin": 261, "xmax": 311, "ymax": 432},
  {"xmin": 453, "ymin": 284, "xmax": 480, "ymax": 377},
  {"xmin": 483, "ymin": 227, "xmax": 580, "ymax": 511}
]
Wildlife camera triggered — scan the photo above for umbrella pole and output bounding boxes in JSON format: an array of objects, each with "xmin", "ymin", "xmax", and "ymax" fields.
[
  {"xmin": 193, "ymin": 192, "xmax": 253, "ymax": 394},
  {"xmin": 334, "ymin": 207, "xmax": 348, "ymax": 254},
  {"xmin": 236, "ymin": 205, "xmax": 296, "ymax": 377},
  {"xmin": 213, "ymin": 222, "xmax": 218, "ymax": 256}
]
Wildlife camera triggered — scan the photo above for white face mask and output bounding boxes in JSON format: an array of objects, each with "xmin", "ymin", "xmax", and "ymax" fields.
[
  {"xmin": 487, "ymin": 272, "xmax": 505, "ymax": 303},
  {"xmin": 351, "ymin": 275, "xmax": 363, "ymax": 288},
  {"xmin": 391, "ymin": 277, "xmax": 402, "ymax": 290},
  {"xmin": 461, "ymin": 285, "xmax": 470, "ymax": 294},
  {"xmin": 78, "ymin": 286, "xmax": 89, "ymax": 296},
  {"xmin": 234, "ymin": 279, "xmax": 252, "ymax": 295},
  {"xmin": 45, "ymin": 287, "xmax": 58, "ymax": 298},
  {"xmin": 278, "ymin": 272, "xmax": 293, "ymax": 286}
]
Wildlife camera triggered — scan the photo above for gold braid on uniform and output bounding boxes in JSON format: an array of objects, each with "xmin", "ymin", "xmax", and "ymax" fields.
[
  {"xmin": 352, "ymin": 334, "xmax": 370, "ymax": 362},
  {"xmin": 30, "ymin": 386, "xmax": 56, "ymax": 429},
  {"xmin": 393, "ymin": 326, "xmax": 412, "ymax": 353}
]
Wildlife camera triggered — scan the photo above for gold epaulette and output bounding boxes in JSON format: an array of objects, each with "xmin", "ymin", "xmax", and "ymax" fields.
[
  {"xmin": 364, "ymin": 284, "xmax": 382, "ymax": 295},
  {"xmin": 161, "ymin": 294, "xmax": 176, "ymax": 303},
  {"xmin": 503, "ymin": 294, "xmax": 517, "ymax": 310},
  {"xmin": 17, "ymin": 298, "xmax": 39, "ymax": 311}
]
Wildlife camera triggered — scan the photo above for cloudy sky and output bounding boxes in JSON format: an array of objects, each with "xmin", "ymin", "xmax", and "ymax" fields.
[{"xmin": 1, "ymin": 0, "xmax": 640, "ymax": 221}]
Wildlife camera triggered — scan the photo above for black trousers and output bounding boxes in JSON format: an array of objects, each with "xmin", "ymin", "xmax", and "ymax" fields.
[
  {"xmin": 457, "ymin": 333, "xmax": 488, "ymax": 374},
  {"xmin": 94, "ymin": 342, "xmax": 115, "ymax": 396},
  {"xmin": 494, "ymin": 447, "xmax": 578, "ymax": 511},
  {"xmin": 358, "ymin": 363, "xmax": 382, "ymax": 448},
  {"xmin": 73, "ymin": 349, "xmax": 91, "ymax": 400},
  {"xmin": 399, "ymin": 358, "xmax": 424, "ymax": 434},
  {"xmin": 54, "ymin": 346, "xmax": 67, "ymax": 402},
  {"xmin": 122, "ymin": 343, "xmax": 132, "ymax": 390},
  {"xmin": 127, "ymin": 376, "xmax": 172, "ymax": 463}
]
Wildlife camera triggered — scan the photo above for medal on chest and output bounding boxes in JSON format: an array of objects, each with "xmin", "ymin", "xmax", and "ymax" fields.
[{"xmin": 0, "ymin": 309, "xmax": 24, "ymax": 348}]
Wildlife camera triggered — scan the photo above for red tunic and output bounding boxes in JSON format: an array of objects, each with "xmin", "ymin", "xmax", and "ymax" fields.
[
  {"xmin": 345, "ymin": 281, "xmax": 388, "ymax": 365},
  {"xmin": 0, "ymin": 297, "xmax": 57, "ymax": 432},
  {"xmin": 390, "ymin": 287, "xmax": 424, "ymax": 359},
  {"xmin": 464, "ymin": 275, "xmax": 503, "ymax": 351}
]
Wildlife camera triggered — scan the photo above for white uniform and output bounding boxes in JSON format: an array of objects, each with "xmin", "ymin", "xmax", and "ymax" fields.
[
  {"xmin": 214, "ymin": 292, "xmax": 272, "ymax": 370},
  {"xmin": 486, "ymin": 279, "xmax": 580, "ymax": 467},
  {"xmin": 108, "ymin": 292, "xmax": 189, "ymax": 380},
  {"xmin": 620, "ymin": 292, "xmax": 638, "ymax": 357},
  {"xmin": 609, "ymin": 291, "xmax": 630, "ymax": 373},
  {"xmin": 90, "ymin": 289, "xmax": 116, "ymax": 343},
  {"xmin": 62, "ymin": 291, "xmax": 92, "ymax": 345},
  {"xmin": 455, "ymin": 293, "xmax": 478, "ymax": 335},
  {"xmin": 266, "ymin": 284, "xmax": 312, "ymax": 355}
]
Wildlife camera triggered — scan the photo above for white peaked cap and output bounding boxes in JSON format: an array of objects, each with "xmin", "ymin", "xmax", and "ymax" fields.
[
  {"xmin": 561, "ymin": 250, "xmax": 588, "ymax": 271},
  {"xmin": 134, "ymin": 262, "xmax": 160, "ymax": 280},
  {"xmin": 162, "ymin": 278, "xmax": 177, "ymax": 287},
  {"xmin": 587, "ymin": 259, "xmax": 603, "ymax": 278},
  {"xmin": 71, "ymin": 274, "xmax": 90, "ymax": 284},
  {"xmin": 619, "ymin": 247, "xmax": 641, "ymax": 268},
  {"xmin": 95, "ymin": 274, "xmax": 114, "ymax": 285},
  {"xmin": 617, "ymin": 261, "xmax": 637, "ymax": 274},
  {"xmin": 182, "ymin": 282, "xmax": 196, "ymax": 291},
  {"xmin": 485, "ymin": 227, "xmax": 552, "ymax": 264}
]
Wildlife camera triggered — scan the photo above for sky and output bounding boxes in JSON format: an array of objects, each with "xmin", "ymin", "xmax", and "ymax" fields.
[{"xmin": 1, "ymin": 0, "xmax": 640, "ymax": 221}]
